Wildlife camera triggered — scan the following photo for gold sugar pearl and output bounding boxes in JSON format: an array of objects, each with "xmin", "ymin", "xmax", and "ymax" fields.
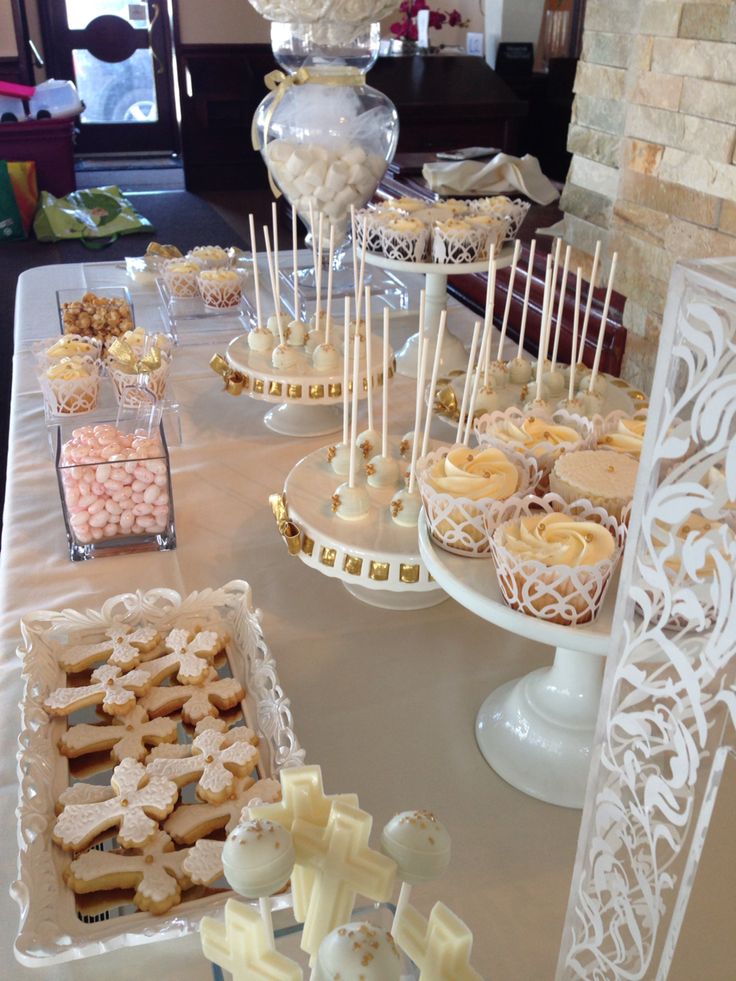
[
  {"xmin": 607, "ymin": 465, "xmax": 615, "ymax": 472},
  {"xmin": 584, "ymin": 533, "xmax": 593, "ymax": 543},
  {"xmin": 125, "ymin": 724, "xmax": 134, "ymax": 732},
  {"xmin": 121, "ymin": 798, "xmax": 129, "ymax": 807},
  {"xmin": 145, "ymin": 854, "xmax": 155, "ymax": 864},
  {"xmin": 205, "ymin": 755, "xmax": 214, "ymax": 763},
  {"xmin": 682, "ymin": 524, "xmax": 690, "ymax": 534}
]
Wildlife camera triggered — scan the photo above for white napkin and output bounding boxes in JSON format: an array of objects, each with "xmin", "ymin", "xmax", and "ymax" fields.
[{"xmin": 422, "ymin": 152, "xmax": 560, "ymax": 204}]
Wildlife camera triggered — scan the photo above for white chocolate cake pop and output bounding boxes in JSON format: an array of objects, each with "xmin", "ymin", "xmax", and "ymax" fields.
[
  {"xmin": 314, "ymin": 922, "xmax": 401, "ymax": 981},
  {"xmin": 579, "ymin": 373, "xmax": 608, "ymax": 397},
  {"xmin": 332, "ymin": 483, "xmax": 371, "ymax": 521},
  {"xmin": 509, "ymin": 356, "xmax": 533, "ymax": 384},
  {"xmin": 579, "ymin": 390, "xmax": 605, "ymax": 417},
  {"xmin": 399, "ymin": 430, "xmax": 414, "ymax": 459},
  {"xmin": 222, "ymin": 818, "xmax": 295, "ymax": 898},
  {"xmin": 542, "ymin": 368, "xmax": 566, "ymax": 397},
  {"xmin": 327, "ymin": 443, "xmax": 351, "ymax": 476},
  {"xmin": 390, "ymin": 487, "xmax": 421, "ymax": 527},
  {"xmin": 272, "ymin": 344, "xmax": 299, "ymax": 371},
  {"xmin": 267, "ymin": 312, "xmax": 290, "ymax": 338},
  {"xmin": 366, "ymin": 453, "xmax": 401, "ymax": 489},
  {"xmin": 487, "ymin": 360, "xmax": 508, "ymax": 389},
  {"xmin": 381, "ymin": 810, "xmax": 451, "ymax": 884},
  {"xmin": 473, "ymin": 385, "xmax": 502, "ymax": 414},
  {"xmin": 286, "ymin": 319, "xmax": 307, "ymax": 347},
  {"xmin": 523, "ymin": 396, "xmax": 553, "ymax": 417},
  {"xmin": 312, "ymin": 343, "xmax": 340, "ymax": 373},
  {"xmin": 248, "ymin": 326, "xmax": 275, "ymax": 354},
  {"xmin": 305, "ymin": 322, "xmax": 327, "ymax": 355},
  {"xmin": 356, "ymin": 428, "xmax": 381, "ymax": 460}
]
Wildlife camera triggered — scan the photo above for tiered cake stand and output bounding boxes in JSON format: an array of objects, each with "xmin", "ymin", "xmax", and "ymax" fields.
[
  {"xmin": 226, "ymin": 333, "xmax": 393, "ymax": 438},
  {"xmin": 365, "ymin": 247, "xmax": 514, "ymax": 378},
  {"xmin": 281, "ymin": 445, "xmax": 446, "ymax": 610},
  {"xmin": 418, "ymin": 515, "xmax": 615, "ymax": 808}
]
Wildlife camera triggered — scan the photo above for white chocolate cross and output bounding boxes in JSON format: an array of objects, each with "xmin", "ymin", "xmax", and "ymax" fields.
[
  {"xmin": 58, "ymin": 624, "xmax": 160, "ymax": 673},
  {"xmin": 59, "ymin": 704, "xmax": 178, "ymax": 763},
  {"xmin": 393, "ymin": 901, "xmax": 483, "ymax": 981},
  {"xmin": 200, "ymin": 898, "xmax": 301, "ymax": 981},
  {"xmin": 248, "ymin": 765, "xmax": 358, "ymax": 922},
  {"xmin": 53, "ymin": 757, "xmax": 179, "ymax": 851},
  {"xmin": 292, "ymin": 800, "xmax": 397, "ymax": 956},
  {"xmin": 146, "ymin": 728, "xmax": 259, "ymax": 803},
  {"xmin": 44, "ymin": 663, "xmax": 152, "ymax": 717},
  {"xmin": 139, "ymin": 628, "xmax": 221, "ymax": 685}
]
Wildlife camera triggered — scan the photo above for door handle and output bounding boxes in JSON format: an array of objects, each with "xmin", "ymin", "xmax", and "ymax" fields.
[
  {"xmin": 148, "ymin": 2, "xmax": 164, "ymax": 75},
  {"xmin": 28, "ymin": 39, "xmax": 44, "ymax": 69}
]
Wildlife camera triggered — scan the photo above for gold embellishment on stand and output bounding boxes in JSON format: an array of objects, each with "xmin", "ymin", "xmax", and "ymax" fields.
[
  {"xmin": 287, "ymin": 383, "xmax": 302, "ymax": 399},
  {"xmin": 328, "ymin": 383, "xmax": 341, "ymax": 398},
  {"xmin": 269, "ymin": 493, "xmax": 301, "ymax": 555},
  {"xmin": 630, "ymin": 390, "xmax": 647, "ymax": 402},
  {"xmin": 435, "ymin": 383, "xmax": 459, "ymax": 419},
  {"xmin": 254, "ymin": 379, "xmax": 265, "ymax": 394},
  {"xmin": 319, "ymin": 546, "xmax": 336, "ymax": 567},
  {"xmin": 362, "ymin": 377, "xmax": 368, "ymax": 393},
  {"xmin": 400, "ymin": 564, "xmax": 420, "ymax": 584},
  {"xmin": 343, "ymin": 554, "xmax": 363, "ymax": 576},
  {"xmin": 310, "ymin": 384, "xmax": 325, "ymax": 399},
  {"xmin": 209, "ymin": 353, "xmax": 247, "ymax": 396},
  {"xmin": 369, "ymin": 561, "xmax": 390, "ymax": 581},
  {"xmin": 269, "ymin": 380, "xmax": 283, "ymax": 397},
  {"xmin": 302, "ymin": 534, "xmax": 314, "ymax": 556},
  {"xmin": 108, "ymin": 338, "xmax": 162, "ymax": 374}
]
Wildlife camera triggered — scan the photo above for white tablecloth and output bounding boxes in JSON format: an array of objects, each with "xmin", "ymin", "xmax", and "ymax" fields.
[{"xmin": 0, "ymin": 259, "xmax": 582, "ymax": 978}]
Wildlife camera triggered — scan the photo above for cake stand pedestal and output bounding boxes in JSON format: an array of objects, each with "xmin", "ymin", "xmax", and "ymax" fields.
[
  {"xmin": 364, "ymin": 248, "xmax": 513, "ymax": 378},
  {"xmin": 226, "ymin": 334, "xmax": 394, "ymax": 438},
  {"xmin": 277, "ymin": 445, "xmax": 446, "ymax": 610},
  {"xmin": 418, "ymin": 515, "xmax": 615, "ymax": 809}
]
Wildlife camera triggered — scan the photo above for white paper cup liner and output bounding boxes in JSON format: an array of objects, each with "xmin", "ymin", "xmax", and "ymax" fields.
[
  {"xmin": 417, "ymin": 443, "xmax": 540, "ymax": 557},
  {"xmin": 380, "ymin": 224, "xmax": 429, "ymax": 262},
  {"xmin": 431, "ymin": 224, "xmax": 484, "ymax": 264},
  {"xmin": 198, "ymin": 277, "xmax": 243, "ymax": 309},
  {"xmin": 488, "ymin": 494, "xmax": 626, "ymax": 625},
  {"xmin": 466, "ymin": 217, "xmax": 509, "ymax": 259},
  {"xmin": 162, "ymin": 265, "xmax": 200, "ymax": 298},
  {"xmin": 475, "ymin": 407, "xmax": 595, "ymax": 490},
  {"xmin": 40, "ymin": 360, "xmax": 101, "ymax": 416},
  {"xmin": 109, "ymin": 357, "xmax": 171, "ymax": 402},
  {"xmin": 593, "ymin": 407, "xmax": 648, "ymax": 457}
]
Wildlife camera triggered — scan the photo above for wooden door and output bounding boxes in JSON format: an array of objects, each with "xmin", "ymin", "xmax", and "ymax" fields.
[{"xmin": 38, "ymin": 0, "xmax": 178, "ymax": 154}]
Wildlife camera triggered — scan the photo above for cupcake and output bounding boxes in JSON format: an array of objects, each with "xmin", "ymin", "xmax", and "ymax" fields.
[
  {"xmin": 417, "ymin": 443, "xmax": 537, "ymax": 556},
  {"xmin": 550, "ymin": 449, "xmax": 638, "ymax": 521},
  {"xmin": 43, "ymin": 357, "xmax": 100, "ymax": 415},
  {"xmin": 596, "ymin": 414, "xmax": 646, "ymax": 458},
  {"xmin": 387, "ymin": 196, "xmax": 428, "ymax": 214},
  {"xmin": 471, "ymin": 195, "xmax": 514, "ymax": 216},
  {"xmin": 197, "ymin": 269, "xmax": 243, "ymax": 309},
  {"xmin": 379, "ymin": 216, "xmax": 430, "ymax": 262},
  {"xmin": 162, "ymin": 258, "xmax": 201, "ymax": 298},
  {"xmin": 187, "ymin": 245, "xmax": 230, "ymax": 269},
  {"xmin": 107, "ymin": 330, "xmax": 171, "ymax": 401},
  {"xmin": 144, "ymin": 241, "xmax": 182, "ymax": 271},
  {"xmin": 44, "ymin": 334, "xmax": 101, "ymax": 361},
  {"xmin": 431, "ymin": 219, "xmax": 484, "ymax": 264},
  {"xmin": 354, "ymin": 207, "xmax": 387, "ymax": 254},
  {"xmin": 466, "ymin": 214, "xmax": 509, "ymax": 259},
  {"xmin": 490, "ymin": 507, "xmax": 623, "ymax": 625}
]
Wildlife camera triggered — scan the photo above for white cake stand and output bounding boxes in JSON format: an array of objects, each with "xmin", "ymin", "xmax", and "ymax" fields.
[
  {"xmin": 226, "ymin": 333, "xmax": 394, "ymax": 438},
  {"xmin": 364, "ymin": 247, "xmax": 513, "ymax": 378},
  {"xmin": 280, "ymin": 445, "xmax": 446, "ymax": 610},
  {"xmin": 418, "ymin": 515, "xmax": 615, "ymax": 808}
]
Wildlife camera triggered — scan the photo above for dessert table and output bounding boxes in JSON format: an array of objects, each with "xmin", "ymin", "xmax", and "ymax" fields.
[{"xmin": 0, "ymin": 259, "xmax": 606, "ymax": 977}]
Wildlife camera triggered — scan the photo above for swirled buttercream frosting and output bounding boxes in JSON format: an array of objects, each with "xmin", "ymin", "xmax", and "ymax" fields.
[
  {"xmin": 486, "ymin": 415, "xmax": 581, "ymax": 458},
  {"xmin": 501, "ymin": 513, "xmax": 615, "ymax": 567},
  {"xmin": 597, "ymin": 417, "xmax": 646, "ymax": 457},
  {"xmin": 426, "ymin": 446, "xmax": 519, "ymax": 501}
]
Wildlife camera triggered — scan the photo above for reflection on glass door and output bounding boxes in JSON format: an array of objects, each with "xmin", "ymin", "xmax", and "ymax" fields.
[{"xmin": 38, "ymin": 0, "xmax": 178, "ymax": 154}]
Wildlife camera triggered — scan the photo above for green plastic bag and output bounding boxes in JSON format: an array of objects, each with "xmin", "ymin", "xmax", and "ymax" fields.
[
  {"xmin": 0, "ymin": 161, "xmax": 26, "ymax": 242},
  {"xmin": 33, "ymin": 185, "xmax": 154, "ymax": 248}
]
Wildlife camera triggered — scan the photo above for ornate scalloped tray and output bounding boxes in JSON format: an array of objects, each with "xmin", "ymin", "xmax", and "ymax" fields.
[{"xmin": 12, "ymin": 580, "xmax": 304, "ymax": 967}]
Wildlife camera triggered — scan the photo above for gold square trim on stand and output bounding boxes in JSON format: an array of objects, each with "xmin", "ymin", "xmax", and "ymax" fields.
[
  {"xmin": 254, "ymin": 379, "xmax": 265, "ymax": 394},
  {"xmin": 302, "ymin": 534, "xmax": 314, "ymax": 556},
  {"xmin": 320, "ymin": 546, "xmax": 336, "ymax": 567},
  {"xmin": 287, "ymin": 383, "xmax": 302, "ymax": 399},
  {"xmin": 369, "ymin": 561, "xmax": 390, "ymax": 581},
  {"xmin": 399, "ymin": 563, "xmax": 420, "ymax": 584},
  {"xmin": 309, "ymin": 384, "xmax": 325, "ymax": 400},
  {"xmin": 343, "ymin": 554, "xmax": 363, "ymax": 576},
  {"xmin": 269, "ymin": 380, "xmax": 283, "ymax": 397},
  {"xmin": 328, "ymin": 383, "xmax": 341, "ymax": 398}
]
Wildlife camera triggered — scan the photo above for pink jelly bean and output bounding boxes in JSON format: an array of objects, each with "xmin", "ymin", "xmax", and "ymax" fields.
[
  {"xmin": 143, "ymin": 485, "xmax": 160, "ymax": 504},
  {"xmin": 135, "ymin": 468, "xmax": 154, "ymax": 485},
  {"xmin": 136, "ymin": 514, "xmax": 155, "ymax": 528},
  {"xmin": 70, "ymin": 511, "xmax": 89, "ymax": 528},
  {"xmin": 105, "ymin": 480, "xmax": 123, "ymax": 493},
  {"xmin": 89, "ymin": 511, "xmax": 108, "ymax": 528},
  {"xmin": 103, "ymin": 523, "xmax": 118, "ymax": 537},
  {"xmin": 91, "ymin": 528, "xmax": 104, "ymax": 541},
  {"xmin": 132, "ymin": 492, "xmax": 144, "ymax": 504},
  {"xmin": 131, "ymin": 480, "xmax": 146, "ymax": 493},
  {"xmin": 133, "ymin": 502, "xmax": 152, "ymax": 516},
  {"xmin": 91, "ymin": 482, "xmax": 104, "ymax": 496},
  {"xmin": 88, "ymin": 499, "xmax": 106, "ymax": 515},
  {"xmin": 95, "ymin": 464, "xmax": 111, "ymax": 483},
  {"xmin": 154, "ymin": 474, "xmax": 168, "ymax": 487},
  {"xmin": 79, "ymin": 494, "xmax": 95, "ymax": 509}
]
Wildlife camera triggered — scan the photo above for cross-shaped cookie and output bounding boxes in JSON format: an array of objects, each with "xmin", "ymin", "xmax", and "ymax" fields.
[
  {"xmin": 140, "ymin": 666, "xmax": 244, "ymax": 724},
  {"xmin": 145, "ymin": 727, "xmax": 259, "ymax": 804},
  {"xmin": 59, "ymin": 705, "xmax": 178, "ymax": 763},
  {"xmin": 44, "ymin": 663, "xmax": 152, "ymax": 718},
  {"xmin": 138, "ymin": 628, "xmax": 222, "ymax": 686},
  {"xmin": 57, "ymin": 624, "xmax": 161, "ymax": 674},
  {"xmin": 164, "ymin": 776, "xmax": 281, "ymax": 845}
]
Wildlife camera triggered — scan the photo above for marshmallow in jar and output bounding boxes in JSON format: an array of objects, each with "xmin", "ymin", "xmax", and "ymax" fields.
[
  {"xmin": 266, "ymin": 139, "xmax": 386, "ymax": 241},
  {"xmin": 58, "ymin": 423, "xmax": 172, "ymax": 547}
]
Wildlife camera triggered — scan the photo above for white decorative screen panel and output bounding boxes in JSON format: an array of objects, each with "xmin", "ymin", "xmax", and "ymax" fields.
[{"xmin": 557, "ymin": 257, "xmax": 736, "ymax": 981}]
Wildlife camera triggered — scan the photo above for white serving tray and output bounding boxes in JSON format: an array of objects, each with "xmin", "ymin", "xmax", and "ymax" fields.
[{"xmin": 12, "ymin": 580, "xmax": 304, "ymax": 967}]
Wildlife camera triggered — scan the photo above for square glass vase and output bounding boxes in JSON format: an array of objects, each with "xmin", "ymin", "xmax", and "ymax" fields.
[
  {"xmin": 54, "ymin": 413, "xmax": 176, "ymax": 561},
  {"xmin": 56, "ymin": 285, "xmax": 136, "ymax": 348}
]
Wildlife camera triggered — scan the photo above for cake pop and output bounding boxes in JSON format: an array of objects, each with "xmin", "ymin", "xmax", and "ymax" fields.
[
  {"xmin": 367, "ymin": 307, "xmax": 401, "ymax": 489},
  {"xmin": 558, "ymin": 268, "xmax": 585, "ymax": 415},
  {"xmin": 248, "ymin": 328, "xmax": 275, "ymax": 354},
  {"xmin": 222, "ymin": 818, "xmax": 296, "ymax": 899},
  {"xmin": 381, "ymin": 810, "xmax": 451, "ymax": 885},
  {"xmin": 287, "ymin": 206, "xmax": 309, "ymax": 347},
  {"xmin": 272, "ymin": 344, "xmax": 299, "ymax": 371},
  {"xmin": 313, "ymin": 922, "xmax": 401, "ymax": 981},
  {"xmin": 312, "ymin": 343, "xmax": 340, "ymax": 373},
  {"xmin": 287, "ymin": 319, "xmax": 307, "ymax": 347},
  {"xmin": 493, "ymin": 237, "xmax": 522, "ymax": 389}
]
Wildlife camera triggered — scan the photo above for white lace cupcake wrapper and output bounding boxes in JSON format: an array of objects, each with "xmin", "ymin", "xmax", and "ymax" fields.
[
  {"xmin": 431, "ymin": 225, "xmax": 484, "ymax": 264},
  {"xmin": 416, "ymin": 443, "xmax": 540, "ymax": 557},
  {"xmin": 487, "ymin": 494, "xmax": 627, "ymax": 625},
  {"xmin": 380, "ymin": 225, "xmax": 429, "ymax": 262},
  {"xmin": 40, "ymin": 364, "xmax": 101, "ymax": 416},
  {"xmin": 198, "ymin": 280, "xmax": 243, "ymax": 309},
  {"xmin": 355, "ymin": 209, "xmax": 384, "ymax": 254},
  {"xmin": 163, "ymin": 270, "xmax": 200, "ymax": 298},
  {"xmin": 468, "ymin": 198, "xmax": 531, "ymax": 241}
]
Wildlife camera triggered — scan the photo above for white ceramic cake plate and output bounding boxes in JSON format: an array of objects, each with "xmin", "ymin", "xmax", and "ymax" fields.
[
  {"xmin": 12, "ymin": 580, "xmax": 304, "ymax": 967},
  {"xmin": 226, "ymin": 333, "xmax": 395, "ymax": 438},
  {"xmin": 364, "ymin": 247, "xmax": 514, "ymax": 378},
  {"xmin": 418, "ymin": 516, "xmax": 614, "ymax": 809},
  {"xmin": 431, "ymin": 367, "xmax": 649, "ymax": 432},
  {"xmin": 279, "ymin": 445, "xmax": 446, "ymax": 610}
]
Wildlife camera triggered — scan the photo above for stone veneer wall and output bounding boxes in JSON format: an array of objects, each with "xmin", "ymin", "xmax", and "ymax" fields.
[{"xmin": 560, "ymin": 0, "xmax": 736, "ymax": 391}]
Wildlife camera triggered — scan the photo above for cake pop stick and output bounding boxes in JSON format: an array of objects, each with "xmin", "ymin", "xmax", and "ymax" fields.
[
  {"xmin": 421, "ymin": 310, "xmax": 446, "ymax": 459},
  {"xmin": 356, "ymin": 287, "xmax": 379, "ymax": 459},
  {"xmin": 381, "ymin": 810, "xmax": 451, "ymax": 935},
  {"xmin": 463, "ymin": 321, "xmax": 490, "ymax": 445},
  {"xmin": 454, "ymin": 321, "xmax": 481, "ymax": 444},
  {"xmin": 309, "ymin": 200, "xmax": 318, "ymax": 272},
  {"xmin": 534, "ymin": 255, "xmax": 553, "ymax": 403},
  {"xmin": 408, "ymin": 327, "xmax": 430, "ymax": 495},
  {"xmin": 314, "ymin": 212, "xmax": 324, "ymax": 335},
  {"xmin": 348, "ymin": 320, "xmax": 361, "ymax": 488},
  {"xmin": 391, "ymin": 300, "xmax": 430, "ymax": 525},
  {"xmin": 381, "ymin": 308, "xmax": 390, "ymax": 458},
  {"xmin": 508, "ymin": 239, "xmax": 537, "ymax": 385},
  {"xmin": 324, "ymin": 223, "xmax": 336, "ymax": 345},
  {"xmin": 367, "ymin": 308, "xmax": 400, "ymax": 489},
  {"xmin": 271, "ymin": 201, "xmax": 282, "ymax": 318},
  {"xmin": 248, "ymin": 214, "xmax": 263, "ymax": 330},
  {"xmin": 342, "ymin": 297, "xmax": 351, "ymax": 446},
  {"xmin": 351, "ymin": 204, "xmax": 360, "ymax": 316},
  {"xmin": 588, "ymin": 251, "xmax": 618, "ymax": 394},
  {"xmin": 567, "ymin": 268, "xmax": 583, "ymax": 404},
  {"xmin": 496, "ymin": 237, "xmax": 521, "ymax": 362},
  {"xmin": 292, "ymin": 205, "xmax": 300, "ymax": 317},
  {"xmin": 545, "ymin": 237, "xmax": 562, "ymax": 361},
  {"xmin": 550, "ymin": 244, "xmax": 571, "ymax": 371},
  {"xmin": 333, "ymin": 315, "xmax": 371, "ymax": 519},
  {"xmin": 262, "ymin": 226, "xmax": 285, "ymax": 346},
  {"xmin": 355, "ymin": 223, "xmax": 368, "ymax": 334},
  {"xmin": 400, "ymin": 290, "xmax": 426, "ymax": 459},
  {"xmin": 578, "ymin": 239, "xmax": 601, "ymax": 363},
  {"xmin": 482, "ymin": 244, "xmax": 496, "ymax": 386}
]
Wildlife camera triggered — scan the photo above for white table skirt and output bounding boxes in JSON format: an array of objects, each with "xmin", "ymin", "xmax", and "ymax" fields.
[{"xmin": 0, "ymin": 260, "xmax": 583, "ymax": 980}]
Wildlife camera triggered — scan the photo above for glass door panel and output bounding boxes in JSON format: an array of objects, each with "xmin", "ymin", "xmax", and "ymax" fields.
[{"xmin": 74, "ymin": 48, "xmax": 158, "ymax": 124}]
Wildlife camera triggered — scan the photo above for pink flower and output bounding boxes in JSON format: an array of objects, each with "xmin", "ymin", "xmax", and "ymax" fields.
[
  {"xmin": 429, "ymin": 10, "xmax": 446, "ymax": 28},
  {"xmin": 448, "ymin": 9, "xmax": 463, "ymax": 27}
]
